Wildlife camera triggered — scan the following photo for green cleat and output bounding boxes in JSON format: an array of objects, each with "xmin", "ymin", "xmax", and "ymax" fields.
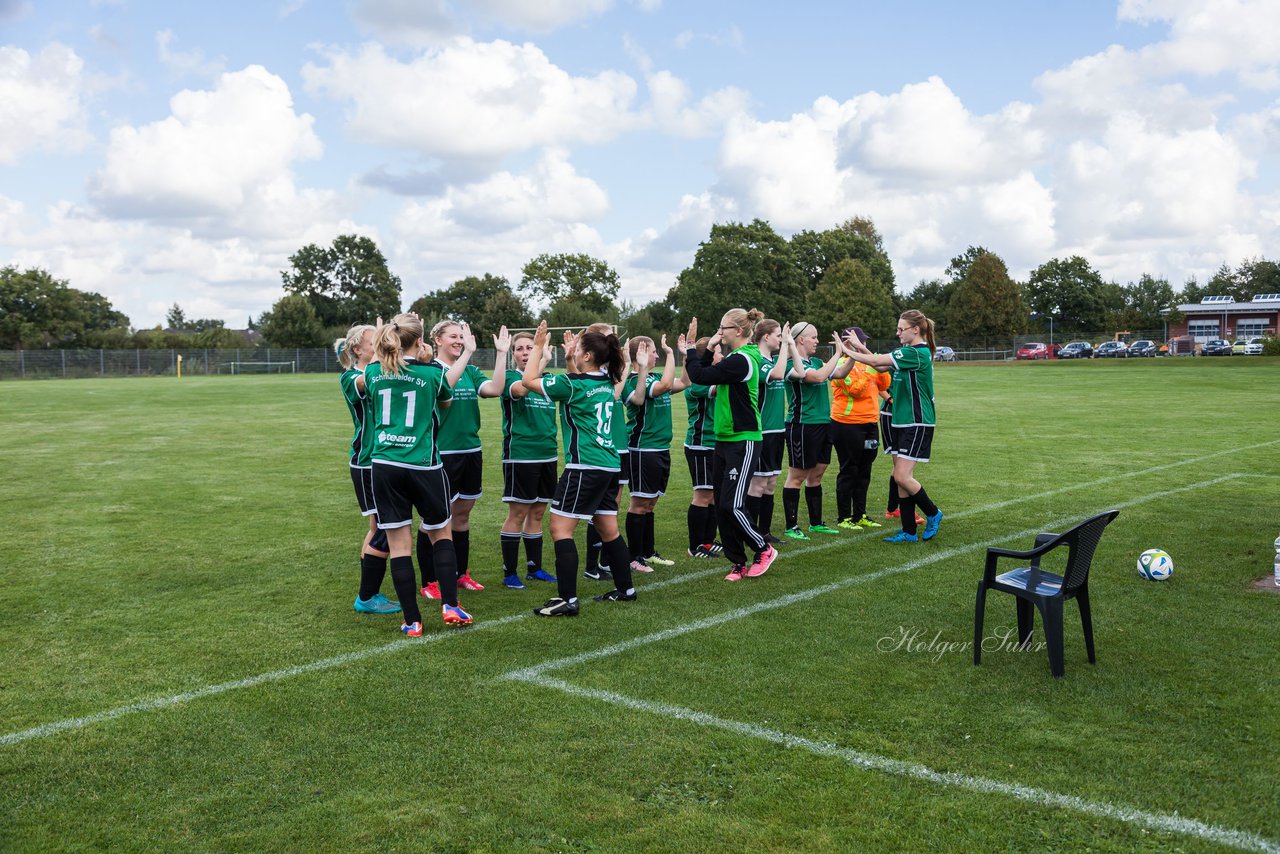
[
  {"xmin": 783, "ymin": 527, "xmax": 810, "ymax": 541},
  {"xmin": 809, "ymin": 524, "xmax": 841, "ymax": 535},
  {"xmin": 855, "ymin": 515, "xmax": 883, "ymax": 528},
  {"xmin": 837, "ymin": 518, "xmax": 860, "ymax": 531}
]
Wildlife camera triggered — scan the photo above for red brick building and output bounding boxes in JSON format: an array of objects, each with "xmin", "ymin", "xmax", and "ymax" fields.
[{"xmin": 1167, "ymin": 294, "xmax": 1280, "ymax": 343}]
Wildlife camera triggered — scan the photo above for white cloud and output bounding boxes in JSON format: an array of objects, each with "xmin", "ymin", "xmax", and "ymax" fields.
[
  {"xmin": 91, "ymin": 65, "xmax": 324, "ymax": 221},
  {"xmin": 156, "ymin": 30, "xmax": 226, "ymax": 79},
  {"xmin": 645, "ymin": 70, "xmax": 749, "ymax": 137},
  {"xmin": 0, "ymin": 43, "xmax": 92, "ymax": 164},
  {"xmin": 303, "ymin": 39, "xmax": 639, "ymax": 161},
  {"xmin": 471, "ymin": 0, "xmax": 613, "ymax": 32},
  {"xmin": 444, "ymin": 148, "xmax": 609, "ymax": 230},
  {"xmin": 1118, "ymin": 0, "xmax": 1280, "ymax": 83},
  {"xmin": 353, "ymin": 0, "xmax": 614, "ymax": 44}
]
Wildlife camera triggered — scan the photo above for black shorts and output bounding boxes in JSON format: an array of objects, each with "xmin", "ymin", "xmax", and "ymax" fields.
[
  {"xmin": 627, "ymin": 448, "xmax": 671, "ymax": 498},
  {"xmin": 503, "ymin": 460, "xmax": 557, "ymax": 504},
  {"xmin": 372, "ymin": 462, "xmax": 452, "ymax": 531},
  {"xmin": 893, "ymin": 426, "xmax": 934, "ymax": 463},
  {"xmin": 685, "ymin": 447, "xmax": 714, "ymax": 490},
  {"xmin": 617, "ymin": 450, "xmax": 629, "ymax": 485},
  {"xmin": 442, "ymin": 450, "xmax": 483, "ymax": 502},
  {"xmin": 350, "ymin": 465, "xmax": 376, "ymax": 516},
  {"xmin": 880, "ymin": 412, "xmax": 897, "ymax": 456},
  {"xmin": 552, "ymin": 468, "xmax": 621, "ymax": 520},
  {"xmin": 786, "ymin": 422, "xmax": 832, "ymax": 470},
  {"xmin": 754, "ymin": 432, "xmax": 784, "ymax": 477}
]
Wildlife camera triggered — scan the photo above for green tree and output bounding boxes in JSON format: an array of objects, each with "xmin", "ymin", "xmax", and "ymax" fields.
[
  {"xmin": 1236, "ymin": 257, "xmax": 1280, "ymax": 298},
  {"xmin": 166, "ymin": 303, "xmax": 189, "ymax": 330},
  {"xmin": 258, "ymin": 294, "xmax": 325, "ymax": 348},
  {"xmin": 520, "ymin": 253, "xmax": 620, "ymax": 316},
  {"xmin": 667, "ymin": 219, "xmax": 805, "ymax": 327},
  {"xmin": 0, "ymin": 266, "xmax": 131, "ymax": 348},
  {"xmin": 944, "ymin": 246, "xmax": 994, "ymax": 285},
  {"xmin": 619, "ymin": 298, "xmax": 678, "ymax": 342},
  {"xmin": 545, "ymin": 298, "xmax": 618, "ymax": 330},
  {"xmin": 947, "ymin": 252, "xmax": 1027, "ymax": 341},
  {"xmin": 905, "ymin": 278, "xmax": 956, "ymax": 331},
  {"xmin": 281, "ymin": 234, "xmax": 402, "ymax": 328},
  {"xmin": 1114, "ymin": 274, "xmax": 1178, "ymax": 332},
  {"xmin": 1025, "ymin": 256, "xmax": 1109, "ymax": 334},
  {"xmin": 805, "ymin": 258, "xmax": 896, "ymax": 339},
  {"xmin": 790, "ymin": 221, "xmax": 894, "ymax": 293},
  {"xmin": 410, "ymin": 274, "xmax": 533, "ymax": 341}
]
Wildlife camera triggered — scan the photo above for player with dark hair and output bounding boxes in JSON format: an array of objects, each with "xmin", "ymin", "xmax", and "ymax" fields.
[
  {"xmin": 673, "ymin": 337, "xmax": 720, "ymax": 558},
  {"xmin": 829, "ymin": 326, "xmax": 890, "ymax": 530},
  {"xmin": 749, "ymin": 318, "xmax": 790, "ymax": 544},
  {"xmin": 623, "ymin": 334, "xmax": 677, "ymax": 571}
]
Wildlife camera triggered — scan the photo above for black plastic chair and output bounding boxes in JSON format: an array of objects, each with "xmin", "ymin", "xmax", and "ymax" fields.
[{"xmin": 974, "ymin": 510, "xmax": 1119, "ymax": 678}]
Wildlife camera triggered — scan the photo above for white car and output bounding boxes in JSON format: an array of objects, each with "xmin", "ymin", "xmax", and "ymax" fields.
[{"xmin": 1244, "ymin": 337, "xmax": 1265, "ymax": 355}]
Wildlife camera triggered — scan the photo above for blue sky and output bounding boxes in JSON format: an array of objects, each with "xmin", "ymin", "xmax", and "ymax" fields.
[{"xmin": 3, "ymin": 0, "xmax": 1278, "ymax": 327}]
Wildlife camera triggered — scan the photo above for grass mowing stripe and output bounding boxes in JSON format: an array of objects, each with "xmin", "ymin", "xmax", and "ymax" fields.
[
  {"xmin": 528, "ymin": 676, "xmax": 1280, "ymax": 854},
  {"xmin": 500, "ymin": 473, "xmax": 1244, "ymax": 681},
  {"xmin": 0, "ymin": 460, "xmax": 1248, "ymax": 749}
]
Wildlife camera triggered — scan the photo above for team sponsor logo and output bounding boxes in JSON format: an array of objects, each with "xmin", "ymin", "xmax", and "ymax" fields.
[{"xmin": 377, "ymin": 430, "xmax": 416, "ymax": 447}]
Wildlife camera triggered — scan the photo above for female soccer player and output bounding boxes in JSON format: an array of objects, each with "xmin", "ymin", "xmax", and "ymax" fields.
[
  {"xmin": 673, "ymin": 337, "xmax": 719, "ymax": 558},
  {"xmin": 419, "ymin": 320, "xmax": 508, "ymax": 597},
  {"xmin": 623, "ymin": 334, "xmax": 677, "ymax": 571},
  {"xmin": 781, "ymin": 322, "xmax": 854, "ymax": 539},
  {"xmin": 749, "ymin": 319, "xmax": 790, "ymax": 544},
  {"xmin": 365, "ymin": 314, "xmax": 469, "ymax": 633},
  {"xmin": 679, "ymin": 309, "xmax": 778, "ymax": 582},
  {"xmin": 521, "ymin": 322, "xmax": 637, "ymax": 615},
  {"xmin": 338, "ymin": 324, "xmax": 400, "ymax": 615},
  {"xmin": 497, "ymin": 331, "xmax": 559, "ymax": 589},
  {"xmin": 579, "ymin": 324, "xmax": 632, "ymax": 581},
  {"xmin": 842, "ymin": 309, "xmax": 943, "ymax": 542},
  {"xmin": 829, "ymin": 327, "xmax": 890, "ymax": 530}
]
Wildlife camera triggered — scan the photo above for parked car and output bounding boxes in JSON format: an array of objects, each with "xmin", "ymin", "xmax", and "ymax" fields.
[
  {"xmin": 1202, "ymin": 338, "xmax": 1233, "ymax": 356},
  {"xmin": 933, "ymin": 346, "xmax": 956, "ymax": 362},
  {"xmin": 1244, "ymin": 337, "xmax": 1265, "ymax": 355},
  {"xmin": 1094, "ymin": 341, "xmax": 1127, "ymax": 358},
  {"xmin": 1015, "ymin": 342, "xmax": 1059, "ymax": 360},
  {"xmin": 1231, "ymin": 339, "xmax": 1248, "ymax": 355},
  {"xmin": 1127, "ymin": 339, "xmax": 1158, "ymax": 357},
  {"xmin": 1058, "ymin": 341, "xmax": 1094, "ymax": 359}
]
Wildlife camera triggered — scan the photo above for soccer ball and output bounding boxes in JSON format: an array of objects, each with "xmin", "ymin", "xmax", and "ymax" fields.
[{"xmin": 1137, "ymin": 549, "xmax": 1173, "ymax": 581}]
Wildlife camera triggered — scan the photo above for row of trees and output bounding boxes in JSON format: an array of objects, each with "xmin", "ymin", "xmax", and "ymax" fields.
[{"xmin": 6, "ymin": 227, "xmax": 1278, "ymax": 350}]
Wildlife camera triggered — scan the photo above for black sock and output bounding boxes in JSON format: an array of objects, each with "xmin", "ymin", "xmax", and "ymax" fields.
[
  {"xmin": 900, "ymin": 495, "xmax": 918, "ymax": 535},
  {"xmin": 554, "ymin": 538, "xmax": 578, "ymax": 601},
  {"xmin": 524, "ymin": 533, "xmax": 543, "ymax": 573},
  {"xmin": 416, "ymin": 530, "xmax": 436, "ymax": 586},
  {"xmin": 644, "ymin": 512, "xmax": 656, "ymax": 557},
  {"xmin": 913, "ymin": 487, "xmax": 939, "ymax": 518},
  {"xmin": 886, "ymin": 475, "xmax": 899, "ymax": 513},
  {"xmin": 758, "ymin": 493, "xmax": 775, "ymax": 535},
  {"xmin": 805, "ymin": 485, "xmax": 823, "ymax": 526},
  {"xmin": 602, "ymin": 537, "xmax": 634, "ymax": 594},
  {"xmin": 453, "ymin": 529, "xmax": 470, "ymax": 578},
  {"xmin": 704, "ymin": 503, "xmax": 720, "ymax": 544},
  {"xmin": 358, "ymin": 554, "xmax": 387, "ymax": 601},
  {"xmin": 390, "ymin": 556, "xmax": 421, "ymax": 624},
  {"xmin": 432, "ymin": 539, "xmax": 460, "ymax": 607},
  {"xmin": 687, "ymin": 504, "xmax": 703, "ymax": 551},
  {"xmin": 585, "ymin": 523, "xmax": 602, "ymax": 571},
  {"xmin": 500, "ymin": 533, "xmax": 521, "ymax": 577},
  {"xmin": 626, "ymin": 512, "xmax": 644, "ymax": 561},
  {"xmin": 783, "ymin": 487, "xmax": 800, "ymax": 529}
]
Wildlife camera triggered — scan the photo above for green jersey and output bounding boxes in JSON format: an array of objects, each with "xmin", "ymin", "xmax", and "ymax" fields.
[
  {"xmin": 683, "ymin": 383, "xmax": 716, "ymax": 449},
  {"xmin": 364, "ymin": 359, "xmax": 453, "ymax": 469},
  {"xmin": 501, "ymin": 369, "xmax": 558, "ymax": 462},
  {"xmin": 623, "ymin": 372, "xmax": 673, "ymax": 449},
  {"xmin": 434, "ymin": 361, "xmax": 486, "ymax": 453},
  {"xmin": 543, "ymin": 371, "xmax": 621, "ymax": 470},
  {"xmin": 713, "ymin": 343, "xmax": 763, "ymax": 442},
  {"xmin": 612, "ymin": 395, "xmax": 628, "ymax": 456},
  {"xmin": 785, "ymin": 356, "xmax": 831, "ymax": 425},
  {"xmin": 888, "ymin": 344, "xmax": 936, "ymax": 427},
  {"xmin": 758, "ymin": 356, "xmax": 786, "ymax": 433},
  {"xmin": 340, "ymin": 368, "xmax": 375, "ymax": 466}
]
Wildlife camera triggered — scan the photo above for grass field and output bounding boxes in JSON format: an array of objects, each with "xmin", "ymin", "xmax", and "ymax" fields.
[{"xmin": 2, "ymin": 357, "xmax": 1279, "ymax": 852}]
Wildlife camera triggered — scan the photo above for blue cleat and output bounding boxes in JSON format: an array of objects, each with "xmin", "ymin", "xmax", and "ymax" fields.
[
  {"xmin": 922, "ymin": 511, "xmax": 943, "ymax": 541},
  {"xmin": 355, "ymin": 593, "xmax": 402, "ymax": 614},
  {"xmin": 883, "ymin": 531, "xmax": 919, "ymax": 543},
  {"xmin": 525, "ymin": 569, "xmax": 557, "ymax": 583},
  {"xmin": 502, "ymin": 574, "xmax": 527, "ymax": 590}
]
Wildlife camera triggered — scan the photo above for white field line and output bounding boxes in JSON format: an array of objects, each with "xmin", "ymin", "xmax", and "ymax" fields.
[
  {"xmin": 527, "ymin": 676, "xmax": 1279, "ymax": 854},
  {"xmin": 501, "ymin": 473, "xmax": 1245, "ymax": 682},
  {"xmin": 2, "ymin": 439, "xmax": 1264, "ymax": 748}
]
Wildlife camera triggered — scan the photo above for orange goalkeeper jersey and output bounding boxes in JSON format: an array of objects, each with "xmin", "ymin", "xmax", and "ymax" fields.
[{"xmin": 830, "ymin": 358, "xmax": 890, "ymax": 424}]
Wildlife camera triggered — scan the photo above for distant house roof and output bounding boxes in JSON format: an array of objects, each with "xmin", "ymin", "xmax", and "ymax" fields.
[{"xmin": 1175, "ymin": 294, "xmax": 1280, "ymax": 314}]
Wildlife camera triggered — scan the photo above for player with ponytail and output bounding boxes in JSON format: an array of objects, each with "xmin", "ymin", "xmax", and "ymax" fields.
[{"xmin": 841, "ymin": 309, "xmax": 943, "ymax": 543}]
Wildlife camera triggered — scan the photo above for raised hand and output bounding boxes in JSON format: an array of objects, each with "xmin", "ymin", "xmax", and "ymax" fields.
[
  {"xmin": 685, "ymin": 317, "xmax": 698, "ymax": 345},
  {"xmin": 461, "ymin": 322, "xmax": 477, "ymax": 353},
  {"xmin": 660, "ymin": 333, "xmax": 672, "ymax": 354},
  {"xmin": 532, "ymin": 320, "xmax": 549, "ymax": 352},
  {"xmin": 636, "ymin": 338, "xmax": 653, "ymax": 366},
  {"xmin": 493, "ymin": 324, "xmax": 511, "ymax": 351}
]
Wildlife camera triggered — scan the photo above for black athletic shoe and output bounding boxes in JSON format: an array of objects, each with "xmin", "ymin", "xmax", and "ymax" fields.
[
  {"xmin": 533, "ymin": 597, "xmax": 579, "ymax": 617},
  {"xmin": 583, "ymin": 567, "xmax": 613, "ymax": 581},
  {"xmin": 592, "ymin": 588, "xmax": 637, "ymax": 602},
  {"xmin": 764, "ymin": 532, "xmax": 784, "ymax": 545}
]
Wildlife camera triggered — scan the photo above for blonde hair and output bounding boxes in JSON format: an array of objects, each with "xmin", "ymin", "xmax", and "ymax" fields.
[
  {"xmin": 627, "ymin": 335, "xmax": 654, "ymax": 365},
  {"xmin": 336, "ymin": 324, "xmax": 376, "ymax": 370},
  {"xmin": 790, "ymin": 321, "xmax": 817, "ymax": 340},
  {"xmin": 375, "ymin": 314, "xmax": 425, "ymax": 374},
  {"xmin": 900, "ymin": 309, "xmax": 936, "ymax": 354},
  {"xmin": 722, "ymin": 308, "xmax": 763, "ymax": 339},
  {"xmin": 430, "ymin": 319, "xmax": 462, "ymax": 345}
]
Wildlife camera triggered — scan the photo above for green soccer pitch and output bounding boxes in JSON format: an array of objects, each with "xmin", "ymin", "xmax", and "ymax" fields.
[{"xmin": 2, "ymin": 357, "xmax": 1278, "ymax": 852}]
